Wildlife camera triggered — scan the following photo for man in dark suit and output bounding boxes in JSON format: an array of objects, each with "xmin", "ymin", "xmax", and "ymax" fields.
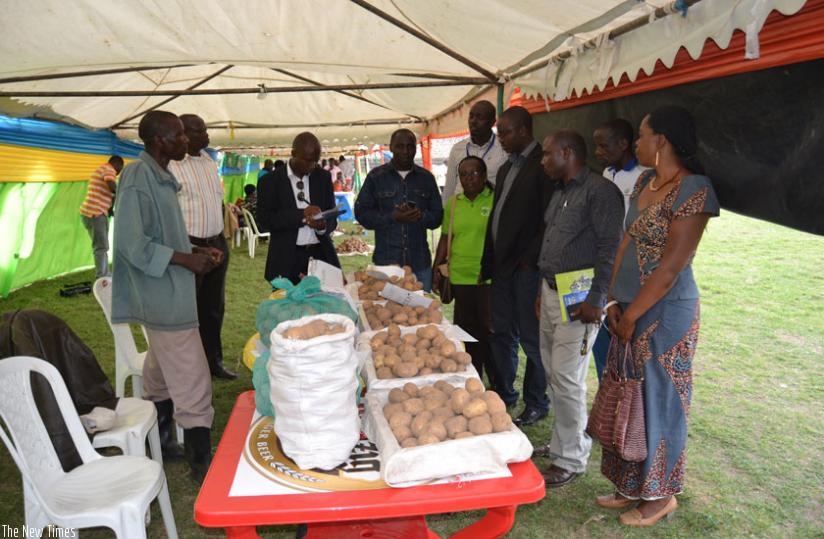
[
  {"xmin": 257, "ymin": 132, "xmax": 341, "ymax": 284},
  {"xmin": 480, "ymin": 106, "xmax": 553, "ymax": 426}
]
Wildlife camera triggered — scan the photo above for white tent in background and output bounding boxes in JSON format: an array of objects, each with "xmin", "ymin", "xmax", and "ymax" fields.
[{"xmin": 0, "ymin": 0, "xmax": 807, "ymax": 149}]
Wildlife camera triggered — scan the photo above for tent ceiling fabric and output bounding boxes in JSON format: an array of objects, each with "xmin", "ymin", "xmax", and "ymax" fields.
[{"xmin": 0, "ymin": 0, "xmax": 808, "ymax": 149}]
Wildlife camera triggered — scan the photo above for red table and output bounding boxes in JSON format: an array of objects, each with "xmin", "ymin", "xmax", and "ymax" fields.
[{"xmin": 195, "ymin": 391, "xmax": 545, "ymax": 538}]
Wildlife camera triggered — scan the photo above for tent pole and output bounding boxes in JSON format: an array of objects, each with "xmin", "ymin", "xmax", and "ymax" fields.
[{"xmin": 497, "ymin": 84, "xmax": 504, "ymax": 117}]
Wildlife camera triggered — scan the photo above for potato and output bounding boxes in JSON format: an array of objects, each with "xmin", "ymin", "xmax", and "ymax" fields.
[
  {"xmin": 465, "ymin": 378, "xmax": 485, "ymax": 394},
  {"xmin": 413, "ymin": 355, "xmax": 426, "ymax": 370},
  {"xmin": 383, "ymin": 354, "xmax": 399, "ymax": 368},
  {"xmin": 387, "ymin": 323, "xmax": 401, "ymax": 338},
  {"xmin": 423, "ymin": 396, "xmax": 444, "ymax": 411},
  {"xmin": 282, "ymin": 327, "xmax": 304, "ymax": 339},
  {"xmin": 383, "ymin": 402, "xmax": 404, "ymax": 419},
  {"xmin": 400, "ymin": 437, "xmax": 418, "ymax": 448},
  {"xmin": 414, "ymin": 338, "xmax": 431, "ymax": 350},
  {"xmin": 462, "ymin": 398, "xmax": 488, "ymax": 419},
  {"xmin": 419, "ymin": 367, "xmax": 433, "ymax": 375},
  {"xmin": 440, "ymin": 358, "xmax": 458, "ymax": 373},
  {"xmin": 439, "ymin": 341, "xmax": 457, "ymax": 357},
  {"xmin": 376, "ymin": 307, "xmax": 392, "ymax": 321},
  {"xmin": 388, "ymin": 411, "xmax": 412, "ymax": 429},
  {"xmin": 491, "ymin": 412, "xmax": 513, "ymax": 432},
  {"xmin": 402, "ymin": 334, "xmax": 418, "ymax": 345},
  {"xmin": 444, "ymin": 415, "xmax": 468, "ymax": 438},
  {"xmin": 410, "ymin": 411, "xmax": 433, "ymax": 437},
  {"xmin": 429, "ymin": 311, "xmax": 443, "ymax": 323},
  {"xmin": 432, "ymin": 334, "xmax": 447, "ymax": 347},
  {"xmin": 392, "ymin": 313, "xmax": 408, "ymax": 324},
  {"xmin": 402, "ymin": 398, "xmax": 425, "ymax": 415},
  {"xmin": 453, "ymin": 351, "xmax": 472, "ymax": 365},
  {"xmin": 482, "ymin": 391, "xmax": 507, "ymax": 415},
  {"xmin": 427, "ymin": 422, "xmax": 448, "ymax": 442},
  {"xmin": 431, "ymin": 405, "xmax": 455, "ymax": 422},
  {"xmin": 433, "ymin": 380, "xmax": 454, "ymax": 395},
  {"xmin": 417, "ymin": 432, "xmax": 440, "ymax": 445},
  {"xmin": 392, "ymin": 362, "xmax": 419, "ymax": 378},
  {"xmin": 428, "ymin": 299, "xmax": 442, "ymax": 310},
  {"xmin": 402, "ymin": 382, "xmax": 420, "ymax": 397},
  {"xmin": 388, "ymin": 387, "xmax": 410, "ymax": 403},
  {"xmin": 450, "ymin": 389, "xmax": 470, "ymax": 413},
  {"xmin": 468, "ymin": 414, "xmax": 493, "ymax": 435},
  {"xmin": 398, "ymin": 343, "xmax": 416, "ymax": 355},
  {"xmin": 400, "ymin": 350, "xmax": 417, "ymax": 363},
  {"xmin": 388, "ymin": 337, "xmax": 402, "ymax": 348},
  {"xmin": 454, "ymin": 431, "xmax": 475, "ymax": 439},
  {"xmin": 392, "ymin": 424, "xmax": 413, "ymax": 442},
  {"xmin": 416, "ymin": 325, "xmax": 439, "ymax": 340},
  {"xmin": 376, "ymin": 366, "xmax": 393, "ymax": 379},
  {"xmin": 425, "ymin": 354, "xmax": 442, "ymax": 369}
]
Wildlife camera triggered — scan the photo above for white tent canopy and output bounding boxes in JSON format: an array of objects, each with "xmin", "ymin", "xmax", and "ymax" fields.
[{"xmin": 0, "ymin": 0, "xmax": 807, "ymax": 149}]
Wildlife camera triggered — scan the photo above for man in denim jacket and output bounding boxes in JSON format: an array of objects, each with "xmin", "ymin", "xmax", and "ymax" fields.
[{"xmin": 355, "ymin": 129, "xmax": 443, "ymax": 290}]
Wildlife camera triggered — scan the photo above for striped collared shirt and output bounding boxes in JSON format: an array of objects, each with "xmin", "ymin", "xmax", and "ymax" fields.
[
  {"xmin": 168, "ymin": 150, "xmax": 224, "ymax": 238},
  {"xmin": 79, "ymin": 163, "xmax": 117, "ymax": 217}
]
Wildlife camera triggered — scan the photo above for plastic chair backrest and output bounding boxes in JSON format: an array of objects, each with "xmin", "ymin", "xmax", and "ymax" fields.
[
  {"xmin": 0, "ymin": 356, "xmax": 100, "ymax": 494},
  {"xmin": 242, "ymin": 208, "xmax": 263, "ymax": 236},
  {"xmin": 93, "ymin": 278, "xmax": 142, "ymax": 368}
]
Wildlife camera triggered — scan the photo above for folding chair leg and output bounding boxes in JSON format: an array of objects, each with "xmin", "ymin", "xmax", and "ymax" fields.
[{"xmin": 157, "ymin": 476, "xmax": 179, "ymax": 539}]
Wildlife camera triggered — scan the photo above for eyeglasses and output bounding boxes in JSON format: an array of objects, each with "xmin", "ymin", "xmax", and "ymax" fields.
[
  {"xmin": 458, "ymin": 170, "xmax": 483, "ymax": 179},
  {"xmin": 296, "ymin": 180, "xmax": 306, "ymax": 202}
]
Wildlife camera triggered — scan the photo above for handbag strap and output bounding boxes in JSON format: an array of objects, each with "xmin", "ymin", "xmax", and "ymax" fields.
[
  {"xmin": 445, "ymin": 195, "xmax": 457, "ymax": 263},
  {"xmin": 606, "ymin": 331, "xmax": 642, "ymax": 380}
]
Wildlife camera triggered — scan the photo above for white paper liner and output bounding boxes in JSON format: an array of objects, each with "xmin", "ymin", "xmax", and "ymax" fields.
[{"xmin": 363, "ymin": 385, "xmax": 533, "ymax": 487}]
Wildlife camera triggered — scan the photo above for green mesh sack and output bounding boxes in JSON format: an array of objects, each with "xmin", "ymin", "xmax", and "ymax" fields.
[
  {"xmin": 255, "ymin": 276, "xmax": 358, "ymax": 347},
  {"xmin": 252, "ymin": 277, "xmax": 359, "ymax": 417},
  {"xmin": 252, "ymin": 349, "xmax": 275, "ymax": 417}
]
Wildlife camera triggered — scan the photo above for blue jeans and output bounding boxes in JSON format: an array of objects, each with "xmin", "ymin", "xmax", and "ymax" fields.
[
  {"xmin": 592, "ymin": 324, "xmax": 610, "ymax": 383},
  {"xmin": 489, "ymin": 267, "xmax": 548, "ymax": 412},
  {"xmin": 414, "ymin": 266, "xmax": 433, "ymax": 293}
]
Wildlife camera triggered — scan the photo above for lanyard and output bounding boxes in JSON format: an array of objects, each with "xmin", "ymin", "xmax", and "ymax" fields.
[{"xmin": 466, "ymin": 133, "xmax": 496, "ymax": 161}]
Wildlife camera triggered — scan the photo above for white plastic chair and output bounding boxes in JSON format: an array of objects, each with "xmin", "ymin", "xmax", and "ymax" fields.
[
  {"xmin": 93, "ymin": 277, "xmax": 184, "ymax": 445},
  {"xmin": 0, "ymin": 356, "xmax": 177, "ymax": 539},
  {"xmin": 242, "ymin": 207, "xmax": 270, "ymax": 258},
  {"xmin": 92, "ymin": 277, "xmax": 145, "ymax": 399}
]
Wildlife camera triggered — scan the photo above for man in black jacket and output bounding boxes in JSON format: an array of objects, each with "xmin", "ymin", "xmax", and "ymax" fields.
[
  {"xmin": 257, "ymin": 132, "xmax": 341, "ymax": 284},
  {"xmin": 480, "ymin": 106, "xmax": 553, "ymax": 426}
]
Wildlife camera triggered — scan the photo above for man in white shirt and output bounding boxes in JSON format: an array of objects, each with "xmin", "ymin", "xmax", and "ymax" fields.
[
  {"xmin": 591, "ymin": 118, "xmax": 649, "ymax": 382},
  {"xmin": 593, "ymin": 118, "xmax": 648, "ymax": 219},
  {"xmin": 168, "ymin": 114, "xmax": 236, "ymax": 382},
  {"xmin": 442, "ymin": 100, "xmax": 508, "ymax": 204}
]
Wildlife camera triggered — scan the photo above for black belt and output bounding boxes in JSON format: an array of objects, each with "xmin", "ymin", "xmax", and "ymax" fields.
[
  {"xmin": 189, "ymin": 234, "xmax": 223, "ymax": 247},
  {"xmin": 295, "ymin": 243, "xmax": 322, "ymax": 251}
]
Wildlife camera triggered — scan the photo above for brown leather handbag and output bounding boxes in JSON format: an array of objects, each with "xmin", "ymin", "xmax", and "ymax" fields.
[{"xmin": 587, "ymin": 336, "xmax": 647, "ymax": 462}]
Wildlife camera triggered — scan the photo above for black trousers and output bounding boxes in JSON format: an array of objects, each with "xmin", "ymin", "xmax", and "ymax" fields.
[
  {"xmin": 189, "ymin": 234, "xmax": 229, "ymax": 370},
  {"xmin": 286, "ymin": 244, "xmax": 327, "ymax": 285},
  {"xmin": 452, "ymin": 283, "xmax": 497, "ymax": 384}
]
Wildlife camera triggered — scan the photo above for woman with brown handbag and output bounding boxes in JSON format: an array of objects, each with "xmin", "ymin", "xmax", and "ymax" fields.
[
  {"xmin": 432, "ymin": 156, "xmax": 495, "ymax": 383},
  {"xmin": 598, "ymin": 106, "xmax": 719, "ymax": 526}
]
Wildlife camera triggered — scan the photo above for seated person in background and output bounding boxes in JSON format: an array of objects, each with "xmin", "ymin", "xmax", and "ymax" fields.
[
  {"xmin": 243, "ymin": 184, "xmax": 258, "ymax": 216},
  {"xmin": 333, "ymin": 172, "xmax": 345, "ymax": 192}
]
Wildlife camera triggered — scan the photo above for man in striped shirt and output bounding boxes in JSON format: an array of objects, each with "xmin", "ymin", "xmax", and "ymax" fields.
[
  {"xmin": 169, "ymin": 114, "xmax": 236, "ymax": 381},
  {"xmin": 79, "ymin": 155, "xmax": 124, "ymax": 278}
]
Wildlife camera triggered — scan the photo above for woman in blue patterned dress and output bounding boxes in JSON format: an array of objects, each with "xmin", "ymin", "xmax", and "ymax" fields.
[{"xmin": 598, "ymin": 106, "xmax": 719, "ymax": 526}]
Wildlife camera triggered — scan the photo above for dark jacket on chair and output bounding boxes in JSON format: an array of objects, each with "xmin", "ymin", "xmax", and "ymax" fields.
[{"xmin": 257, "ymin": 166, "xmax": 341, "ymax": 283}]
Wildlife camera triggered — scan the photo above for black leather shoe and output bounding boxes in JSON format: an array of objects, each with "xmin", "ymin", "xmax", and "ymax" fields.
[
  {"xmin": 542, "ymin": 464, "xmax": 582, "ymax": 489},
  {"xmin": 514, "ymin": 407, "xmax": 547, "ymax": 427},
  {"xmin": 211, "ymin": 364, "xmax": 237, "ymax": 380}
]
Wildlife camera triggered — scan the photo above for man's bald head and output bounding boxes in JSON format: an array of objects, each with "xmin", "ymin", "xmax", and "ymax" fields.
[{"xmin": 290, "ymin": 132, "xmax": 321, "ymax": 176}]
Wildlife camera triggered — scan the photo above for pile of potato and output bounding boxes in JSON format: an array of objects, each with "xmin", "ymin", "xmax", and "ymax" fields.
[
  {"xmin": 382, "ymin": 379, "xmax": 513, "ymax": 447},
  {"xmin": 370, "ymin": 324, "xmax": 469, "ymax": 378},
  {"xmin": 363, "ymin": 300, "xmax": 442, "ymax": 330},
  {"xmin": 281, "ymin": 319, "xmax": 347, "ymax": 340},
  {"xmin": 355, "ymin": 266, "xmax": 423, "ymax": 300}
]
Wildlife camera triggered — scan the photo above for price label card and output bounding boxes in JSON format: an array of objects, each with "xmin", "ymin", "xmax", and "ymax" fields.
[{"xmin": 379, "ymin": 283, "xmax": 433, "ymax": 308}]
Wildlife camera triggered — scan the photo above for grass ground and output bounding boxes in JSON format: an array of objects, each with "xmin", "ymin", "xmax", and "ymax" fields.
[{"xmin": 1, "ymin": 211, "xmax": 822, "ymax": 538}]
